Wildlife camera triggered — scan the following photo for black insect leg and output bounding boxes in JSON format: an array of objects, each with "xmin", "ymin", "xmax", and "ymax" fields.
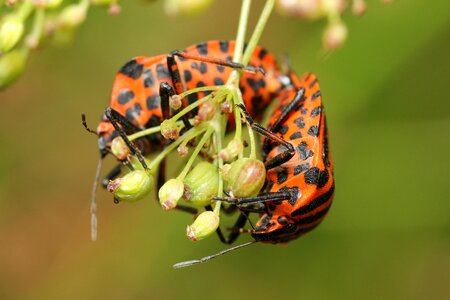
[
  {"xmin": 214, "ymin": 190, "xmax": 294, "ymax": 206},
  {"xmin": 159, "ymin": 82, "xmax": 192, "ymax": 129},
  {"xmin": 105, "ymin": 107, "xmax": 148, "ymax": 170},
  {"xmin": 237, "ymin": 103, "xmax": 295, "ymax": 170},
  {"xmin": 214, "ymin": 211, "xmax": 250, "ymax": 245}
]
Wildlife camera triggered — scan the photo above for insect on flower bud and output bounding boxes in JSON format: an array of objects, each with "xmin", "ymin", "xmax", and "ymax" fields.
[
  {"xmin": 225, "ymin": 158, "xmax": 266, "ymax": 198},
  {"xmin": 186, "ymin": 211, "xmax": 219, "ymax": 241},
  {"xmin": 159, "ymin": 178, "xmax": 184, "ymax": 210},
  {"xmin": 169, "ymin": 95, "xmax": 182, "ymax": 110},
  {"xmin": 107, "ymin": 170, "xmax": 154, "ymax": 202},
  {"xmin": 160, "ymin": 119, "xmax": 180, "ymax": 140},
  {"xmin": 0, "ymin": 16, "xmax": 24, "ymax": 53},
  {"xmin": 164, "ymin": 0, "xmax": 214, "ymax": 17},
  {"xmin": 111, "ymin": 136, "xmax": 130, "ymax": 160},
  {"xmin": 219, "ymin": 138, "xmax": 243, "ymax": 161},
  {"xmin": 58, "ymin": 2, "xmax": 88, "ymax": 28},
  {"xmin": 0, "ymin": 47, "xmax": 27, "ymax": 89},
  {"xmin": 322, "ymin": 21, "xmax": 348, "ymax": 50},
  {"xmin": 183, "ymin": 162, "xmax": 219, "ymax": 207}
]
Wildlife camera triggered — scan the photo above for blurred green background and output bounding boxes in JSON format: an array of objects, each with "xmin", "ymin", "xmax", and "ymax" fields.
[{"xmin": 0, "ymin": 1, "xmax": 449, "ymax": 299}]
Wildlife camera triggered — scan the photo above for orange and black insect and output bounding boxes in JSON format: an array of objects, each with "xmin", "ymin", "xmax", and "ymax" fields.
[{"xmin": 175, "ymin": 73, "xmax": 334, "ymax": 267}]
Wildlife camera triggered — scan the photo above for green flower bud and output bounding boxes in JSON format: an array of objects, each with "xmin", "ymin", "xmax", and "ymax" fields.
[
  {"xmin": 0, "ymin": 47, "xmax": 27, "ymax": 89},
  {"xmin": 164, "ymin": 0, "xmax": 214, "ymax": 17},
  {"xmin": 186, "ymin": 211, "xmax": 219, "ymax": 241},
  {"xmin": 219, "ymin": 138, "xmax": 243, "ymax": 161},
  {"xmin": 107, "ymin": 170, "xmax": 154, "ymax": 202},
  {"xmin": 160, "ymin": 119, "xmax": 179, "ymax": 140},
  {"xmin": 183, "ymin": 162, "xmax": 218, "ymax": 207},
  {"xmin": 322, "ymin": 21, "xmax": 348, "ymax": 50},
  {"xmin": 111, "ymin": 136, "xmax": 130, "ymax": 160},
  {"xmin": 225, "ymin": 158, "xmax": 266, "ymax": 198},
  {"xmin": 195, "ymin": 100, "xmax": 215, "ymax": 124},
  {"xmin": 159, "ymin": 178, "xmax": 184, "ymax": 210},
  {"xmin": 58, "ymin": 2, "xmax": 88, "ymax": 28},
  {"xmin": 169, "ymin": 94, "xmax": 182, "ymax": 110},
  {"xmin": 0, "ymin": 16, "xmax": 24, "ymax": 53}
]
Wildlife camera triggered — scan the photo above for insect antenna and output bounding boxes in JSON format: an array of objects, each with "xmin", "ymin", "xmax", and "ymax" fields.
[
  {"xmin": 81, "ymin": 113, "xmax": 98, "ymax": 135},
  {"xmin": 172, "ymin": 241, "xmax": 257, "ymax": 269},
  {"xmin": 90, "ymin": 158, "xmax": 103, "ymax": 241}
]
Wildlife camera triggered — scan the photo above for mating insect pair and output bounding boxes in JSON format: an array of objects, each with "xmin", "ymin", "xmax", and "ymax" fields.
[{"xmin": 83, "ymin": 40, "xmax": 334, "ymax": 267}]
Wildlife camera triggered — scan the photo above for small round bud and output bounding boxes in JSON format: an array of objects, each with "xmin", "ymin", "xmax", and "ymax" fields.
[
  {"xmin": 220, "ymin": 102, "xmax": 232, "ymax": 114},
  {"xmin": 58, "ymin": 3, "xmax": 88, "ymax": 28},
  {"xmin": 169, "ymin": 95, "xmax": 182, "ymax": 110},
  {"xmin": 177, "ymin": 144, "xmax": 189, "ymax": 157},
  {"xmin": 322, "ymin": 21, "xmax": 348, "ymax": 50},
  {"xmin": 0, "ymin": 48, "xmax": 27, "ymax": 89},
  {"xmin": 159, "ymin": 178, "xmax": 184, "ymax": 210},
  {"xmin": 34, "ymin": 0, "xmax": 63, "ymax": 9},
  {"xmin": 108, "ymin": 3, "xmax": 122, "ymax": 16},
  {"xmin": 164, "ymin": 0, "xmax": 214, "ymax": 17},
  {"xmin": 183, "ymin": 162, "xmax": 219, "ymax": 207},
  {"xmin": 219, "ymin": 138, "xmax": 243, "ymax": 161},
  {"xmin": 197, "ymin": 100, "xmax": 216, "ymax": 123},
  {"xmin": 321, "ymin": 0, "xmax": 346, "ymax": 15},
  {"xmin": 107, "ymin": 170, "xmax": 154, "ymax": 202},
  {"xmin": 111, "ymin": 136, "xmax": 130, "ymax": 160},
  {"xmin": 186, "ymin": 211, "xmax": 219, "ymax": 241},
  {"xmin": 352, "ymin": 0, "xmax": 367, "ymax": 16},
  {"xmin": 0, "ymin": 16, "xmax": 24, "ymax": 53},
  {"xmin": 276, "ymin": 0, "xmax": 323, "ymax": 21},
  {"xmin": 160, "ymin": 119, "xmax": 179, "ymax": 140},
  {"xmin": 225, "ymin": 158, "xmax": 266, "ymax": 198}
]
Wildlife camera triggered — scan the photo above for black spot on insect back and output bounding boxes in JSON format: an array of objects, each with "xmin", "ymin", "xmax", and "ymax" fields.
[
  {"xmin": 297, "ymin": 142, "xmax": 313, "ymax": 160},
  {"xmin": 258, "ymin": 48, "xmax": 267, "ymax": 60},
  {"xmin": 187, "ymin": 93, "xmax": 198, "ymax": 104},
  {"xmin": 317, "ymin": 169, "xmax": 329, "ymax": 188},
  {"xmin": 308, "ymin": 125, "xmax": 319, "ymax": 137},
  {"xmin": 196, "ymin": 81, "xmax": 206, "ymax": 88},
  {"xmin": 183, "ymin": 70, "xmax": 192, "ymax": 83},
  {"xmin": 289, "ymin": 132, "xmax": 302, "ymax": 140},
  {"xmin": 219, "ymin": 40, "xmax": 229, "ymax": 54},
  {"xmin": 214, "ymin": 77, "xmax": 224, "ymax": 85},
  {"xmin": 304, "ymin": 167, "xmax": 320, "ymax": 185},
  {"xmin": 277, "ymin": 169, "xmax": 289, "ymax": 184},
  {"xmin": 143, "ymin": 69, "xmax": 154, "ymax": 87},
  {"xmin": 279, "ymin": 125, "xmax": 289, "ymax": 134},
  {"xmin": 118, "ymin": 89, "xmax": 134, "ymax": 104},
  {"xmin": 156, "ymin": 64, "xmax": 169, "ymax": 79},
  {"xmin": 311, "ymin": 107, "xmax": 321, "ymax": 117},
  {"xmin": 309, "ymin": 79, "xmax": 317, "ymax": 89},
  {"xmin": 197, "ymin": 42, "xmax": 208, "ymax": 55},
  {"xmin": 119, "ymin": 59, "xmax": 143, "ymax": 79},
  {"xmin": 146, "ymin": 95, "xmax": 160, "ymax": 110},
  {"xmin": 294, "ymin": 163, "xmax": 310, "ymax": 175},
  {"xmin": 216, "ymin": 65, "xmax": 225, "ymax": 73},
  {"xmin": 311, "ymin": 91, "xmax": 321, "ymax": 101},
  {"xmin": 134, "ymin": 103, "xmax": 142, "ymax": 115},
  {"xmin": 199, "ymin": 62, "xmax": 207, "ymax": 74},
  {"xmin": 291, "ymin": 183, "xmax": 334, "ymax": 217},
  {"xmin": 294, "ymin": 117, "xmax": 305, "ymax": 129}
]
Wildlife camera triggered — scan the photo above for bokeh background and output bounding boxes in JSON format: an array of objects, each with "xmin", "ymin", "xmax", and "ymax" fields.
[{"xmin": 0, "ymin": 1, "xmax": 449, "ymax": 299}]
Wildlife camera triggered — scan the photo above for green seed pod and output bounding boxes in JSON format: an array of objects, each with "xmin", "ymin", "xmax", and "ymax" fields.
[
  {"xmin": 159, "ymin": 178, "xmax": 184, "ymax": 210},
  {"xmin": 0, "ymin": 16, "xmax": 24, "ymax": 53},
  {"xmin": 129, "ymin": 156, "xmax": 152, "ymax": 171},
  {"xmin": 0, "ymin": 47, "xmax": 27, "ymax": 89},
  {"xmin": 107, "ymin": 170, "xmax": 154, "ymax": 202},
  {"xmin": 111, "ymin": 136, "xmax": 130, "ymax": 160},
  {"xmin": 183, "ymin": 162, "xmax": 218, "ymax": 207},
  {"xmin": 186, "ymin": 211, "xmax": 219, "ymax": 241},
  {"xmin": 160, "ymin": 119, "xmax": 179, "ymax": 140},
  {"xmin": 225, "ymin": 158, "xmax": 266, "ymax": 198}
]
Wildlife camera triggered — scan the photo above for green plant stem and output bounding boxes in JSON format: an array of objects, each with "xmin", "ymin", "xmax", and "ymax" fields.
[
  {"xmin": 127, "ymin": 120, "xmax": 185, "ymax": 141},
  {"xmin": 177, "ymin": 85, "xmax": 221, "ymax": 100},
  {"xmin": 233, "ymin": 0, "xmax": 251, "ymax": 64},
  {"xmin": 171, "ymin": 93, "xmax": 213, "ymax": 122},
  {"xmin": 17, "ymin": 0, "xmax": 34, "ymax": 21},
  {"xmin": 147, "ymin": 125, "xmax": 207, "ymax": 171},
  {"xmin": 177, "ymin": 127, "xmax": 214, "ymax": 180},
  {"xmin": 242, "ymin": 0, "xmax": 275, "ymax": 66}
]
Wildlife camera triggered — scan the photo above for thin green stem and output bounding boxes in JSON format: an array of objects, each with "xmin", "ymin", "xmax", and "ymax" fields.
[
  {"xmin": 171, "ymin": 94, "xmax": 213, "ymax": 122},
  {"xmin": 177, "ymin": 85, "xmax": 221, "ymax": 100},
  {"xmin": 177, "ymin": 127, "xmax": 214, "ymax": 180},
  {"xmin": 147, "ymin": 125, "xmax": 207, "ymax": 171},
  {"xmin": 242, "ymin": 0, "xmax": 275, "ymax": 66},
  {"xmin": 16, "ymin": 0, "xmax": 34, "ymax": 21},
  {"xmin": 233, "ymin": 0, "xmax": 251, "ymax": 64},
  {"xmin": 127, "ymin": 120, "xmax": 185, "ymax": 141}
]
